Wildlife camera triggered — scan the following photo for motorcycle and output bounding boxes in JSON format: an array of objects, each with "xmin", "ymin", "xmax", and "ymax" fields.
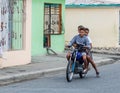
[{"xmin": 66, "ymin": 44, "xmax": 87, "ymax": 82}]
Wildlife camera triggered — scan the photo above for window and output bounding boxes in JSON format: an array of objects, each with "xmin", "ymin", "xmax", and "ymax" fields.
[
  {"xmin": 44, "ymin": 3, "xmax": 62, "ymax": 35},
  {"xmin": 0, "ymin": 0, "xmax": 25, "ymax": 51}
]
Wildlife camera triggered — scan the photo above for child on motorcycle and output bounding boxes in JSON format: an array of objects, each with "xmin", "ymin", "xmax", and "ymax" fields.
[
  {"xmin": 66, "ymin": 26, "xmax": 99, "ymax": 77},
  {"xmin": 85, "ymin": 28, "xmax": 92, "ymax": 49}
]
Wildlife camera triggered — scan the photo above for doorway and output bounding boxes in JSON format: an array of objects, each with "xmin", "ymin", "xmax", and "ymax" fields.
[
  {"xmin": 44, "ymin": 4, "xmax": 51, "ymax": 48},
  {"xmin": 43, "ymin": 3, "xmax": 62, "ymax": 48}
]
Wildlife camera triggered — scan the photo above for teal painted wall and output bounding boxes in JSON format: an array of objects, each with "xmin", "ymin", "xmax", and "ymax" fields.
[{"xmin": 32, "ymin": 0, "xmax": 65, "ymax": 56}]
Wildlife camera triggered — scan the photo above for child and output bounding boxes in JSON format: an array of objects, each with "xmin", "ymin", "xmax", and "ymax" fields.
[
  {"xmin": 85, "ymin": 28, "xmax": 92, "ymax": 49},
  {"xmin": 85, "ymin": 28, "xmax": 99, "ymax": 76}
]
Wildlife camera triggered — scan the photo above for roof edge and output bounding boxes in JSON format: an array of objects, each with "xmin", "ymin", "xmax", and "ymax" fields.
[{"xmin": 66, "ymin": 4, "xmax": 120, "ymax": 8}]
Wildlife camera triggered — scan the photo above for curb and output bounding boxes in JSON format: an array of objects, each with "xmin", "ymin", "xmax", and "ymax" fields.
[
  {"xmin": 96, "ymin": 59, "xmax": 115, "ymax": 67},
  {"xmin": 92, "ymin": 51, "xmax": 120, "ymax": 56},
  {"xmin": 0, "ymin": 67, "xmax": 66, "ymax": 86},
  {"xmin": 0, "ymin": 59, "xmax": 116, "ymax": 86}
]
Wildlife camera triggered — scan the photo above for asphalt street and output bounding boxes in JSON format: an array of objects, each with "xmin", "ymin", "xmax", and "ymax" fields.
[{"xmin": 0, "ymin": 61, "xmax": 120, "ymax": 93}]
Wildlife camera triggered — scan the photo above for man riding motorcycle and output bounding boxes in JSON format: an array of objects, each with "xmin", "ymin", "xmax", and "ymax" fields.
[{"xmin": 66, "ymin": 26, "xmax": 99, "ymax": 77}]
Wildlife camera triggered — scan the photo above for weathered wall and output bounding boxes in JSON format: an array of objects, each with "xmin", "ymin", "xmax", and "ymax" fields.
[{"xmin": 65, "ymin": 7, "xmax": 120, "ymax": 48}]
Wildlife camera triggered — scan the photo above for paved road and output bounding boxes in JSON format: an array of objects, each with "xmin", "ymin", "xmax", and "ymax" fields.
[{"xmin": 0, "ymin": 62, "xmax": 120, "ymax": 93}]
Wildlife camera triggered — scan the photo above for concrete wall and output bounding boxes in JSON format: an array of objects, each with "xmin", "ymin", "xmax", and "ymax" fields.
[
  {"xmin": 0, "ymin": 0, "xmax": 31, "ymax": 68},
  {"xmin": 65, "ymin": 7, "xmax": 120, "ymax": 48},
  {"xmin": 32, "ymin": 0, "xmax": 65, "ymax": 56}
]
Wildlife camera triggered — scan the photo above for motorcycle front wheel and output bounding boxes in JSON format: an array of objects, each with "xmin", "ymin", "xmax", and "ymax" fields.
[{"xmin": 66, "ymin": 60, "xmax": 74, "ymax": 82}]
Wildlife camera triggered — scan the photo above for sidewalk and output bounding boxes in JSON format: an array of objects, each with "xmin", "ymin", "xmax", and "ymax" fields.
[
  {"xmin": 0, "ymin": 53, "xmax": 117, "ymax": 86},
  {"xmin": 92, "ymin": 48, "xmax": 120, "ymax": 55}
]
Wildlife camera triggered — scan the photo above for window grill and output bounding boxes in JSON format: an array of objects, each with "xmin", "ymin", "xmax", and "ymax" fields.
[{"xmin": 44, "ymin": 4, "xmax": 62, "ymax": 35}]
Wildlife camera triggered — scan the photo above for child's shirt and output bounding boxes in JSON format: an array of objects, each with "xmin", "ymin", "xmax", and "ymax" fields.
[{"xmin": 87, "ymin": 36, "xmax": 92, "ymax": 44}]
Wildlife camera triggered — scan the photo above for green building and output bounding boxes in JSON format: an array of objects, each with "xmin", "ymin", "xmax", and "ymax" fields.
[{"xmin": 32, "ymin": 0, "xmax": 65, "ymax": 56}]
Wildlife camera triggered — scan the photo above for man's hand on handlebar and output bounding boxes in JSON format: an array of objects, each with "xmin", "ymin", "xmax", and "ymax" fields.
[
  {"xmin": 66, "ymin": 45, "xmax": 71, "ymax": 48},
  {"xmin": 83, "ymin": 46, "xmax": 89, "ymax": 49}
]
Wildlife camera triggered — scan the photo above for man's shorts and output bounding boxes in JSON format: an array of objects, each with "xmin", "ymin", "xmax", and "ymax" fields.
[
  {"xmin": 81, "ymin": 52, "xmax": 86, "ymax": 56},
  {"xmin": 68, "ymin": 50, "xmax": 86, "ymax": 57}
]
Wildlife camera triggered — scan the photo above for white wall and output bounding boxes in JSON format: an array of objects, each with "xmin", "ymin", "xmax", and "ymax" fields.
[
  {"xmin": 0, "ymin": 0, "xmax": 32, "ymax": 68},
  {"xmin": 65, "ymin": 7, "xmax": 120, "ymax": 47}
]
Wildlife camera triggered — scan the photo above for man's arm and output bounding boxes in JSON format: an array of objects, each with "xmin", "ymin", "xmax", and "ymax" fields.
[{"xmin": 68, "ymin": 35, "xmax": 77, "ymax": 47}]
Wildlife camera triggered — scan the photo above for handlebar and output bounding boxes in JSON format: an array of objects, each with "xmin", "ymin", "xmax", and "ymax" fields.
[{"xmin": 66, "ymin": 43, "xmax": 88, "ymax": 52}]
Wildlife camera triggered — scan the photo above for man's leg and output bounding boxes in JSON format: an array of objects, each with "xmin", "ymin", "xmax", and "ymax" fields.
[
  {"xmin": 82, "ymin": 55, "xmax": 88, "ymax": 73},
  {"xmin": 87, "ymin": 56, "xmax": 99, "ymax": 76},
  {"xmin": 66, "ymin": 51, "xmax": 71, "ymax": 61}
]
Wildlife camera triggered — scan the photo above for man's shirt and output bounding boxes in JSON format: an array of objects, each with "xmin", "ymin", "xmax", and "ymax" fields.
[{"xmin": 68, "ymin": 35, "xmax": 90, "ymax": 48}]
